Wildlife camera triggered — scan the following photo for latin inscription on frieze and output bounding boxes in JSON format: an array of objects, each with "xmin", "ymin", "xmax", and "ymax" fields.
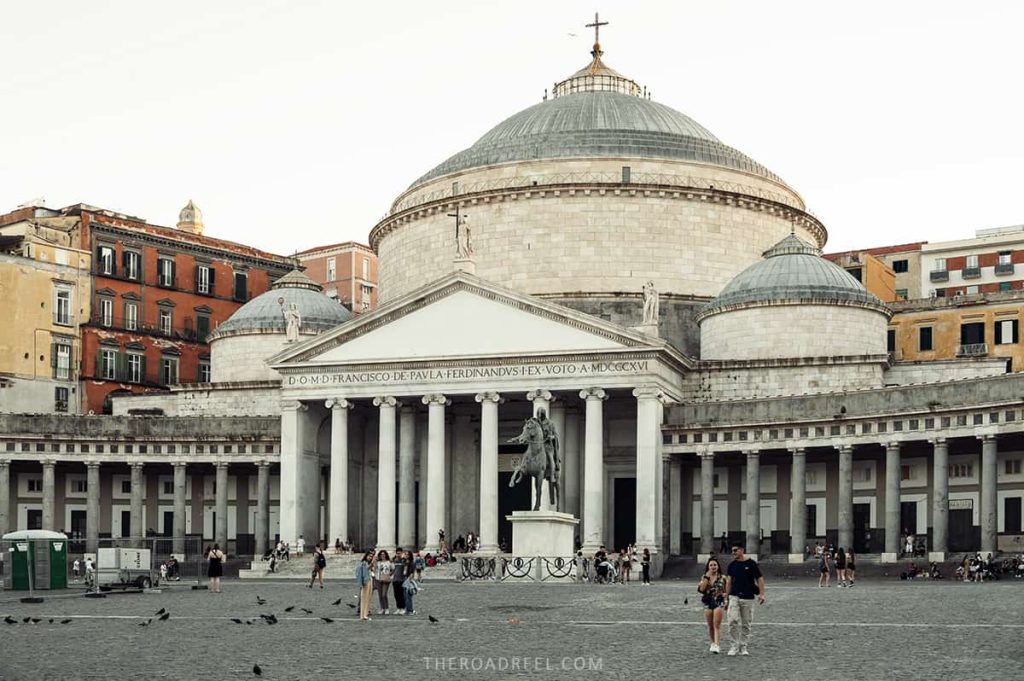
[{"xmin": 285, "ymin": 360, "xmax": 650, "ymax": 386}]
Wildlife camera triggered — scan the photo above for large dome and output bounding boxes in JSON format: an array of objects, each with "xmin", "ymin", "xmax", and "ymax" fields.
[
  {"xmin": 210, "ymin": 269, "xmax": 352, "ymax": 339},
  {"xmin": 411, "ymin": 91, "xmax": 783, "ymax": 189},
  {"xmin": 699, "ymin": 234, "xmax": 887, "ymax": 319}
]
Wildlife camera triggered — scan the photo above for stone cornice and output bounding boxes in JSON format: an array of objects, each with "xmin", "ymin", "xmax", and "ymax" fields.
[
  {"xmin": 369, "ymin": 181, "xmax": 827, "ymax": 253},
  {"xmin": 696, "ymin": 297, "xmax": 893, "ymax": 322},
  {"xmin": 696, "ymin": 354, "xmax": 891, "ymax": 372}
]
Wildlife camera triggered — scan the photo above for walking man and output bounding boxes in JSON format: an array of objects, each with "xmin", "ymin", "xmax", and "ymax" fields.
[{"xmin": 724, "ymin": 542, "xmax": 766, "ymax": 656}]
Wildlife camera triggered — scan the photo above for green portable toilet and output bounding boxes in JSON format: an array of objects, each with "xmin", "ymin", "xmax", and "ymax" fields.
[{"xmin": 2, "ymin": 530, "xmax": 68, "ymax": 591}]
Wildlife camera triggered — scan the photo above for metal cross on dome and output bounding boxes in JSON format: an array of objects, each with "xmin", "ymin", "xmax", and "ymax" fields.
[{"xmin": 585, "ymin": 12, "xmax": 608, "ymax": 45}]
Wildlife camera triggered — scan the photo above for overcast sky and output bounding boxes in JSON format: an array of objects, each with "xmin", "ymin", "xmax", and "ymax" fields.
[{"xmin": 2, "ymin": 1, "xmax": 1021, "ymax": 256}]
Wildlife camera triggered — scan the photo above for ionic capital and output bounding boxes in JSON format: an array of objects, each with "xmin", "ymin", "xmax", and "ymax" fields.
[
  {"xmin": 421, "ymin": 394, "xmax": 449, "ymax": 407},
  {"xmin": 743, "ymin": 449, "xmax": 760, "ymax": 460},
  {"xmin": 373, "ymin": 396, "xmax": 400, "ymax": 409},
  {"xmin": 632, "ymin": 385, "xmax": 664, "ymax": 401},
  {"xmin": 526, "ymin": 389, "xmax": 552, "ymax": 403},
  {"xmin": 697, "ymin": 448, "xmax": 715, "ymax": 461},
  {"xmin": 579, "ymin": 387, "xmax": 607, "ymax": 401},
  {"xmin": 325, "ymin": 398, "xmax": 353, "ymax": 411},
  {"xmin": 282, "ymin": 400, "xmax": 308, "ymax": 412},
  {"xmin": 789, "ymin": 447, "xmax": 806, "ymax": 457},
  {"xmin": 928, "ymin": 437, "xmax": 947, "ymax": 447},
  {"xmin": 474, "ymin": 391, "xmax": 503, "ymax": 404}
]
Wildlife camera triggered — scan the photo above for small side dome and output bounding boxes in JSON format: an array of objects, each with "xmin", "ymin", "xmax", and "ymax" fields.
[
  {"xmin": 698, "ymin": 234, "xmax": 886, "ymax": 319},
  {"xmin": 209, "ymin": 269, "xmax": 352, "ymax": 340},
  {"xmin": 177, "ymin": 200, "xmax": 204, "ymax": 235}
]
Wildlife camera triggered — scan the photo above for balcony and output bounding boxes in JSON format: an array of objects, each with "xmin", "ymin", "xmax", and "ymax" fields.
[
  {"xmin": 929, "ymin": 269, "xmax": 949, "ymax": 282},
  {"xmin": 956, "ymin": 343, "xmax": 989, "ymax": 357},
  {"xmin": 961, "ymin": 267, "xmax": 981, "ymax": 279},
  {"xmin": 995, "ymin": 262, "xmax": 1015, "ymax": 275}
]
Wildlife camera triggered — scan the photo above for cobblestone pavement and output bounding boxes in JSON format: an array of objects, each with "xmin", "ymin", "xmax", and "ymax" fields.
[{"xmin": 0, "ymin": 576, "xmax": 1021, "ymax": 681}]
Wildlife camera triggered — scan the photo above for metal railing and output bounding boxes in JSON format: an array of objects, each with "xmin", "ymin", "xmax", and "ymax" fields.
[
  {"xmin": 929, "ymin": 270, "xmax": 950, "ymax": 282},
  {"xmin": 996, "ymin": 263, "xmax": 1015, "ymax": 275},
  {"xmin": 459, "ymin": 555, "xmax": 589, "ymax": 582},
  {"xmin": 961, "ymin": 267, "xmax": 981, "ymax": 279}
]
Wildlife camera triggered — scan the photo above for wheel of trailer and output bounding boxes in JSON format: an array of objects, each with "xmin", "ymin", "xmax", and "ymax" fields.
[{"xmin": 137, "ymin": 575, "xmax": 152, "ymax": 589}]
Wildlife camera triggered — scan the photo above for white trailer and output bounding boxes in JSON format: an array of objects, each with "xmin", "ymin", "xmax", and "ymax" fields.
[{"xmin": 96, "ymin": 548, "xmax": 157, "ymax": 590}]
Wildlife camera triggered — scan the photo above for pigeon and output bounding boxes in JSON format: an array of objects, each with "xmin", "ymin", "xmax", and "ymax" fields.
[
  {"xmin": 155, "ymin": 608, "xmax": 166, "ymax": 616},
  {"xmin": 22, "ymin": 617, "xmax": 30, "ymax": 623},
  {"xmin": 4, "ymin": 616, "xmax": 17, "ymax": 625},
  {"xmin": 230, "ymin": 618, "xmax": 244, "ymax": 624},
  {"xmin": 346, "ymin": 603, "xmax": 356, "ymax": 609},
  {"xmin": 253, "ymin": 663, "xmax": 263, "ymax": 676},
  {"xmin": 49, "ymin": 618, "xmax": 54, "ymax": 624},
  {"xmin": 684, "ymin": 598, "xmax": 688, "ymax": 605},
  {"xmin": 158, "ymin": 612, "xmax": 170, "ymax": 621},
  {"xmin": 331, "ymin": 598, "xmax": 342, "ymax": 606},
  {"xmin": 138, "ymin": 619, "xmax": 152, "ymax": 627},
  {"xmin": 30, "ymin": 618, "xmax": 41, "ymax": 624},
  {"xmin": 256, "ymin": 596, "xmax": 267, "ymax": 605},
  {"xmin": 265, "ymin": 616, "xmax": 278, "ymax": 625},
  {"xmin": 428, "ymin": 615, "xmax": 439, "ymax": 624},
  {"xmin": 284, "ymin": 606, "xmax": 295, "ymax": 612},
  {"xmin": 300, "ymin": 608, "xmax": 313, "ymax": 615},
  {"xmin": 320, "ymin": 617, "xmax": 334, "ymax": 623},
  {"xmin": 60, "ymin": 619, "xmax": 73, "ymax": 625}
]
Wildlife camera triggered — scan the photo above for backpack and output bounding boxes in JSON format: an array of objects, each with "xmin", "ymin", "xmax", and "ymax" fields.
[{"xmin": 316, "ymin": 551, "xmax": 326, "ymax": 568}]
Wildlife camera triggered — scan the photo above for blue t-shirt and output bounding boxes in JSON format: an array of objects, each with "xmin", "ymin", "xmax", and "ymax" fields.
[{"xmin": 727, "ymin": 558, "xmax": 762, "ymax": 599}]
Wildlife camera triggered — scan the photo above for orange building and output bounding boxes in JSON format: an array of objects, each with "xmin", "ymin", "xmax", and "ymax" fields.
[
  {"xmin": 297, "ymin": 241, "xmax": 378, "ymax": 313},
  {"xmin": 0, "ymin": 202, "xmax": 294, "ymax": 413},
  {"xmin": 824, "ymin": 250, "xmax": 897, "ymax": 302}
]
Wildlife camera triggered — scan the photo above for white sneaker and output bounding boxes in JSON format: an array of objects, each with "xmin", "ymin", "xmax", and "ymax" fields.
[
  {"xmin": 727, "ymin": 646, "xmax": 739, "ymax": 656},
  {"xmin": 740, "ymin": 646, "xmax": 749, "ymax": 656},
  {"xmin": 710, "ymin": 643, "xmax": 720, "ymax": 654},
  {"xmin": 384, "ymin": 609, "xmax": 390, "ymax": 615}
]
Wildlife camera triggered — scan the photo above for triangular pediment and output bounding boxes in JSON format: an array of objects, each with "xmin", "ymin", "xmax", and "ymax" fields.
[{"xmin": 271, "ymin": 272, "xmax": 664, "ymax": 367}]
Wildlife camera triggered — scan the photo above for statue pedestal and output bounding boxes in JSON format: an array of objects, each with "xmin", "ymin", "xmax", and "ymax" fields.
[
  {"xmin": 631, "ymin": 323, "xmax": 659, "ymax": 338},
  {"xmin": 453, "ymin": 257, "xmax": 476, "ymax": 274},
  {"xmin": 506, "ymin": 510, "xmax": 578, "ymax": 558}
]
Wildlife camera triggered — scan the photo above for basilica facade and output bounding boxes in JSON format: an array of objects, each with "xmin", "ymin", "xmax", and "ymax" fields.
[{"xmin": 2, "ymin": 39, "xmax": 1022, "ymax": 569}]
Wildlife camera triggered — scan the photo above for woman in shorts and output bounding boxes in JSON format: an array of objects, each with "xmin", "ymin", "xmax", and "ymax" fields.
[
  {"xmin": 846, "ymin": 550, "xmax": 856, "ymax": 586},
  {"xmin": 818, "ymin": 549, "xmax": 832, "ymax": 587},
  {"xmin": 697, "ymin": 557, "xmax": 726, "ymax": 653},
  {"xmin": 835, "ymin": 547, "xmax": 848, "ymax": 587}
]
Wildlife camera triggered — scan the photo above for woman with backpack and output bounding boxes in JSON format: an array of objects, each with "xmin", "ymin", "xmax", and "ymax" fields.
[
  {"xmin": 391, "ymin": 549, "xmax": 407, "ymax": 614},
  {"xmin": 403, "ymin": 559, "xmax": 420, "ymax": 615},
  {"xmin": 308, "ymin": 542, "xmax": 327, "ymax": 589},
  {"xmin": 374, "ymin": 549, "xmax": 394, "ymax": 615}
]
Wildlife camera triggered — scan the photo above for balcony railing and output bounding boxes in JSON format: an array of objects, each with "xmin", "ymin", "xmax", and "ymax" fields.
[
  {"xmin": 956, "ymin": 343, "xmax": 988, "ymax": 357},
  {"xmin": 87, "ymin": 314, "xmax": 207, "ymax": 343},
  {"xmin": 995, "ymin": 262, "xmax": 1015, "ymax": 275},
  {"xmin": 929, "ymin": 270, "xmax": 949, "ymax": 282},
  {"xmin": 961, "ymin": 267, "xmax": 981, "ymax": 279}
]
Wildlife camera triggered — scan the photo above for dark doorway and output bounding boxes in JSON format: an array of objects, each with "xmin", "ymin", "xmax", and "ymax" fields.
[
  {"xmin": 1005, "ymin": 497, "xmax": 1022, "ymax": 534},
  {"xmin": 614, "ymin": 477, "xmax": 636, "ymax": 551},
  {"xmin": 949, "ymin": 509, "xmax": 974, "ymax": 552},
  {"xmin": 121, "ymin": 510, "xmax": 131, "ymax": 539},
  {"xmin": 852, "ymin": 503, "xmax": 871, "ymax": 553},
  {"xmin": 806, "ymin": 504, "xmax": 817, "ymax": 540},
  {"xmin": 163, "ymin": 511, "xmax": 174, "ymax": 536},
  {"xmin": 27, "ymin": 509, "xmax": 42, "ymax": 530},
  {"xmin": 498, "ymin": 471, "xmax": 531, "ymax": 552},
  {"xmin": 70, "ymin": 510, "xmax": 87, "ymax": 552},
  {"xmin": 900, "ymin": 501, "xmax": 918, "ymax": 536}
]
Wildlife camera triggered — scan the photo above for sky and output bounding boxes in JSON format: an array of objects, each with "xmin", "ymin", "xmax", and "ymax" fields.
[{"xmin": 2, "ymin": 1, "xmax": 1022, "ymax": 256}]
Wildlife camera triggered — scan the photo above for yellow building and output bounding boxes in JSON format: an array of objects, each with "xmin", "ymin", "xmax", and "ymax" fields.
[
  {"xmin": 888, "ymin": 291, "xmax": 1023, "ymax": 370},
  {"xmin": 0, "ymin": 233, "xmax": 92, "ymax": 414},
  {"xmin": 825, "ymin": 250, "xmax": 898, "ymax": 302}
]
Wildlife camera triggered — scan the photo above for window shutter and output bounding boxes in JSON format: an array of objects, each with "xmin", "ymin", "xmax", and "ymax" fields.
[
  {"xmin": 170, "ymin": 260, "xmax": 177, "ymax": 288},
  {"xmin": 95, "ymin": 349, "xmax": 103, "ymax": 378},
  {"xmin": 116, "ymin": 352, "xmax": 128, "ymax": 381},
  {"xmin": 194, "ymin": 266, "xmax": 200, "ymax": 292},
  {"xmin": 122, "ymin": 250, "xmax": 129, "ymax": 275},
  {"xmin": 1015, "ymin": 320, "xmax": 1020, "ymax": 344},
  {"xmin": 996, "ymin": 322, "xmax": 1003, "ymax": 345},
  {"xmin": 51, "ymin": 342, "xmax": 58, "ymax": 378},
  {"xmin": 140, "ymin": 355, "xmax": 148, "ymax": 384},
  {"xmin": 208, "ymin": 267, "xmax": 215, "ymax": 294}
]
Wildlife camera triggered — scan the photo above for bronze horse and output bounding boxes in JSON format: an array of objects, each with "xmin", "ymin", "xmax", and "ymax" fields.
[{"xmin": 508, "ymin": 417, "xmax": 559, "ymax": 511}]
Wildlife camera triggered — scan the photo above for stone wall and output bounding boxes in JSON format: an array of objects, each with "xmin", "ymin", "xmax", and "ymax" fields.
[
  {"xmin": 374, "ymin": 157, "xmax": 822, "ymax": 302},
  {"xmin": 0, "ymin": 376, "xmax": 81, "ymax": 415},
  {"xmin": 111, "ymin": 382, "xmax": 282, "ymax": 417},
  {"xmin": 0, "ymin": 412, "xmax": 280, "ymax": 438},
  {"xmin": 685, "ymin": 361, "xmax": 884, "ymax": 402},
  {"xmin": 884, "ymin": 358, "xmax": 1007, "ymax": 385},
  {"xmin": 211, "ymin": 334, "xmax": 294, "ymax": 383},
  {"xmin": 700, "ymin": 304, "xmax": 887, "ymax": 360},
  {"xmin": 669, "ymin": 372, "xmax": 1024, "ymax": 426}
]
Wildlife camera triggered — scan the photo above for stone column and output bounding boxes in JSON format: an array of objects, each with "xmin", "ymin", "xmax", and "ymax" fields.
[
  {"xmin": 745, "ymin": 450, "xmax": 761, "ymax": 558},
  {"xmin": 422, "ymin": 394, "xmax": 448, "ymax": 553},
  {"xmin": 526, "ymin": 389, "xmax": 555, "ymax": 511},
  {"xmin": 837, "ymin": 445, "xmax": 853, "ymax": 552},
  {"xmin": 634, "ymin": 386, "xmax": 662, "ymax": 553},
  {"xmin": 42, "ymin": 461, "xmax": 55, "ymax": 531},
  {"xmin": 255, "ymin": 461, "xmax": 270, "ymax": 557},
  {"xmin": 668, "ymin": 458, "xmax": 682, "ymax": 555},
  {"xmin": 789, "ymin": 448, "xmax": 807, "ymax": 563},
  {"xmin": 980, "ymin": 435, "xmax": 998, "ymax": 555},
  {"xmin": 0, "ymin": 461, "xmax": 9, "ymax": 538},
  {"xmin": 215, "ymin": 463, "xmax": 229, "ymax": 550},
  {"xmin": 374, "ymin": 396, "xmax": 399, "ymax": 553},
  {"xmin": 279, "ymin": 400, "xmax": 310, "ymax": 546},
  {"xmin": 86, "ymin": 462, "xmax": 100, "ymax": 553},
  {"xmin": 930, "ymin": 438, "xmax": 949, "ymax": 561},
  {"xmin": 397, "ymin": 404, "xmax": 417, "ymax": 550},
  {"xmin": 580, "ymin": 388, "xmax": 607, "ymax": 553},
  {"xmin": 130, "ymin": 463, "xmax": 144, "ymax": 546},
  {"xmin": 476, "ymin": 392, "xmax": 501, "ymax": 554},
  {"xmin": 563, "ymin": 409, "xmax": 581, "ymax": 519},
  {"xmin": 550, "ymin": 400, "xmax": 566, "ymax": 513},
  {"xmin": 173, "ymin": 462, "xmax": 187, "ymax": 554},
  {"xmin": 699, "ymin": 450, "xmax": 715, "ymax": 559},
  {"xmin": 883, "ymin": 441, "xmax": 901, "ymax": 562},
  {"xmin": 326, "ymin": 398, "xmax": 353, "ymax": 548}
]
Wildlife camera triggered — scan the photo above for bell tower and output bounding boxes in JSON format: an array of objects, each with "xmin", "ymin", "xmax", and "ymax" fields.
[{"xmin": 176, "ymin": 199, "xmax": 204, "ymax": 235}]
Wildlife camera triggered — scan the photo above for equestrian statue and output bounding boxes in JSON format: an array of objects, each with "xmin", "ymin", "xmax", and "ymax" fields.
[{"xmin": 508, "ymin": 407, "xmax": 561, "ymax": 511}]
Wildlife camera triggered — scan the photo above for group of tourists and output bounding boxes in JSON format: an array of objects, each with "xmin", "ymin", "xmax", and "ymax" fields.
[
  {"xmin": 815, "ymin": 544, "xmax": 856, "ymax": 587},
  {"xmin": 354, "ymin": 548, "xmax": 423, "ymax": 620},
  {"xmin": 697, "ymin": 543, "xmax": 766, "ymax": 655},
  {"xmin": 588, "ymin": 545, "xmax": 651, "ymax": 584}
]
